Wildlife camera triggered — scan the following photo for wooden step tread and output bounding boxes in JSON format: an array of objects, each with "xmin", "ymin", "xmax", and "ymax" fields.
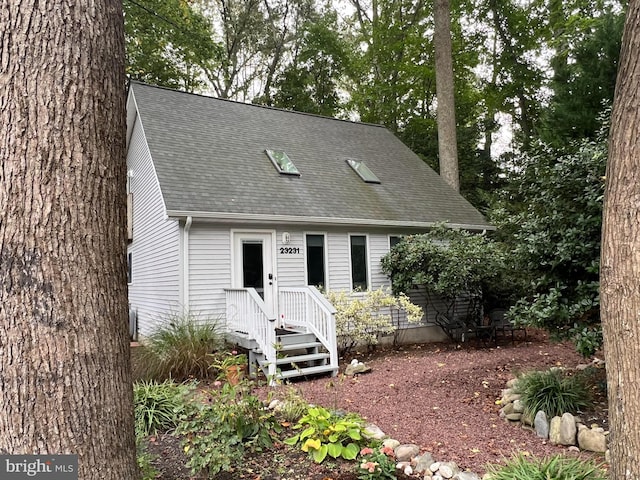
[
  {"xmin": 277, "ymin": 341, "xmax": 322, "ymax": 351},
  {"xmin": 278, "ymin": 364, "xmax": 338, "ymax": 379},
  {"xmin": 273, "ymin": 352, "xmax": 330, "ymax": 365}
]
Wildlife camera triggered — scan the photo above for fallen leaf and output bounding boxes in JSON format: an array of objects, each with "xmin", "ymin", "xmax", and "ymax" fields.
[{"xmin": 470, "ymin": 448, "xmax": 480, "ymax": 453}]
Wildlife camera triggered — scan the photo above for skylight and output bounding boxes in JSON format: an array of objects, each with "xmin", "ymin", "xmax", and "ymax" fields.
[
  {"xmin": 265, "ymin": 150, "xmax": 300, "ymax": 175},
  {"xmin": 346, "ymin": 158, "xmax": 381, "ymax": 184}
]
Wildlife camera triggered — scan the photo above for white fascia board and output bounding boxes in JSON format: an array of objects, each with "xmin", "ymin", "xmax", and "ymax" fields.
[{"xmin": 165, "ymin": 210, "xmax": 495, "ymax": 232}]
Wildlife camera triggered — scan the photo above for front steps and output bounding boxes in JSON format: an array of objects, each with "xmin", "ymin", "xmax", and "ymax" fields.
[{"xmin": 249, "ymin": 329, "xmax": 338, "ymax": 382}]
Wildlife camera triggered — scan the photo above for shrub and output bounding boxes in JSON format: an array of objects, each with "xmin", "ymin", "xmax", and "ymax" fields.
[
  {"xmin": 267, "ymin": 386, "xmax": 309, "ymax": 423},
  {"xmin": 176, "ymin": 382, "xmax": 280, "ymax": 477},
  {"xmin": 133, "ymin": 379, "xmax": 194, "ymax": 437},
  {"xmin": 284, "ymin": 405, "xmax": 368, "ymax": 463},
  {"xmin": 133, "ymin": 312, "xmax": 225, "ymax": 381},
  {"xmin": 325, "ymin": 288, "xmax": 423, "ymax": 356},
  {"xmin": 514, "ymin": 369, "xmax": 591, "ymax": 418},
  {"xmin": 357, "ymin": 445, "xmax": 397, "ymax": 480},
  {"xmin": 485, "ymin": 453, "xmax": 606, "ymax": 480}
]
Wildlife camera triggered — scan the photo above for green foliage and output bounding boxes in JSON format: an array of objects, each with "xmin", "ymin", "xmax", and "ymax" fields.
[
  {"xmin": 485, "ymin": 453, "xmax": 606, "ymax": 480},
  {"xmin": 284, "ymin": 406, "xmax": 367, "ymax": 464},
  {"xmin": 176, "ymin": 382, "xmax": 280, "ymax": 477},
  {"xmin": 324, "ymin": 288, "xmax": 423, "ymax": 356},
  {"xmin": 133, "ymin": 379, "xmax": 194, "ymax": 437},
  {"xmin": 381, "ymin": 226, "xmax": 514, "ymax": 319},
  {"xmin": 267, "ymin": 386, "xmax": 309, "ymax": 423},
  {"xmin": 124, "ymin": 0, "xmax": 220, "ymax": 91},
  {"xmin": 495, "ymin": 131, "xmax": 607, "ymax": 355},
  {"xmin": 357, "ymin": 446, "xmax": 397, "ymax": 480},
  {"xmin": 514, "ymin": 369, "xmax": 591, "ymax": 419},
  {"xmin": 136, "ymin": 442, "xmax": 159, "ymax": 480},
  {"xmin": 133, "ymin": 313, "xmax": 225, "ymax": 381}
]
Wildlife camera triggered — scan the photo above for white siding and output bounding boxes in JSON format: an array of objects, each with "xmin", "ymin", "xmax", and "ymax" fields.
[
  {"xmin": 274, "ymin": 229, "xmax": 306, "ymax": 286},
  {"xmin": 187, "ymin": 225, "xmax": 231, "ymax": 319},
  {"xmin": 369, "ymin": 233, "xmax": 393, "ymax": 289},
  {"xmin": 127, "ymin": 118, "xmax": 181, "ymax": 336},
  {"xmin": 327, "ymin": 231, "xmax": 351, "ymax": 290}
]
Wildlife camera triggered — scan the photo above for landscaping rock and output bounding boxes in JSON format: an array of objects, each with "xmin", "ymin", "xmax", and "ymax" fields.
[
  {"xmin": 395, "ymin": 444, "xmax": 420, "ymax": 462},
  {"xmin": 549, "ymin": 416, "xmax": 562, "ymax": 444},
  {"xmin": 414, "ymin": 453, "xmax": 435, "ymax": 473},
  {"xmin": 456, "ymin": 472, "xmax": 480, "ymax": 480},
  {"xmin": 506, "ymin": 378, "xmax": 518, "ymax": 388},
  {"xmin": 506, "ymin": 413, "xmax": 522, "ymax": 421},
  {"xmin": 383, "ymin": 438, "xmax": 401, "ymax": 450},
  {"xmin": 534, "ymin": 411, "xmax": 549, "ymax": 439},
  {"xmin": 578, "ymin": 428, "xmax": 607, "ymax": 452},
  {"xmin": 438, "ymin": 462, "xmax": 459, "ymax": 479},
  {"xmin": 363, "ymin": 423, "xmax": 386, "ymax": 440},
  {"xmin": 345, "ymin": 360, "xmax": 371, "ymax": 376},
  {"xmin": 512, "ymin": 399, "xmax": 525, "ymax": 413},
  {"xmin": 559, "ymin": 412, "xmax": 577, "ymax": 446}
]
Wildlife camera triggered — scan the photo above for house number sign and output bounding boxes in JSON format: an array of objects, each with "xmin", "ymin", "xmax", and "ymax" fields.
[{"xmin": 279, "ymin": 247, "xmax": 300, "ymax": 254}]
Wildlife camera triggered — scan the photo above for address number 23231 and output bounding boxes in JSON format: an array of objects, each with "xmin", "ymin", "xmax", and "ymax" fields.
[{"xmin": 280, "ymin": 247, "xmax": 300, "ymax": 254}]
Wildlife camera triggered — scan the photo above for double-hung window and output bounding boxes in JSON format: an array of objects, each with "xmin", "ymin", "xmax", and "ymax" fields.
[
  {"xmin": 350, "ymin": 235, "xmax": 368, "ymax": 290},
  {"xmin": 306, "ymin": 234, "xmax": 326, "ymax": 288}
]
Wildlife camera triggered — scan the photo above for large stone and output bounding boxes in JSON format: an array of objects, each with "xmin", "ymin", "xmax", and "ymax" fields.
[
  {"xmin": 363, "ymin": 423, "xmax": 386, "ymax": 440},
  {"xmin": 506, "ymin": 378, "xmax": 518, "ymax": 388},
  {"xmin": 534, "ymin": 411, "xmax": 549, "ymax": 439},
  {"xmin": 513, "ymin": 399, "xmax": 525, "ymax": 413},
  {"xmin": 549, "ymin": 416, "xmax": 562, "ymax": 444},
  {"xmin": 501, "ymin": 402, "xmax": 515, "ymax": 416},
  {"xmin": 506, "ymin": 413, "xmax": 523, "ymax": 422},
  {"xmin": 559, "ymin": 412, "xmax": 577, "ymax": 446},
  {"xmin": 456, "ymin": 472, "xmax": 480, "ymax": 480},
  {"xmin": 395, "ymin": 444, "xmax": 420, "ymax": 462},
  {"xmin": 344, "ymin": 362, "xmax": 371, "ymax": 376},
  {"xmin": 383, "ymin": 438, "xmax": 401, "ymax": 450},
  {"xmin": 414, "ymin": 453, "xmax": 435, "ymax": 473},
  {"xmin": 578, "ymin": 428, "xmax": 607, "ymax": 452},
  {"xmin": 438, "ymin": 462, "xmax": 459, "ymax": 479},
  {"xmin": 503, "ymin": 392, "xmax": 522, "ymax": 404}
]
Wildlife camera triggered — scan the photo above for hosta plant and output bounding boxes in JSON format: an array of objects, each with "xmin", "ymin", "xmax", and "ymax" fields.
[{"xmin": 284, "ymin": 405, "xmax": 367, "ymax": 463}]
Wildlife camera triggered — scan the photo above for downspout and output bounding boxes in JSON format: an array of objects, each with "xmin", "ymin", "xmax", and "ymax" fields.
[{"xmin": 182, "ymin": 216, "xmax": 192, "ymax": 311}]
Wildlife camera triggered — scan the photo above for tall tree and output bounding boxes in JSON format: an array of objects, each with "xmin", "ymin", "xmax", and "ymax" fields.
[
  {"xmin": 600, "ymin": 0, "xmax": 640, "ymax": 477},
  {"xmin": 433, "ymin": 0, "xmax": 459, "ymax": 191},
  {"xmin": 0, "ymin": 1, "xmax": 138, "ymax": 478},
  {"xmin": 124, "ymin": 0, "xmax": 220, "ymax": 92}
]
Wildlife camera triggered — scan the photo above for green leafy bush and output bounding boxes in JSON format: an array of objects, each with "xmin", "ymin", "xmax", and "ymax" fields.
[
  {"xmin": 485, "ymin": 453, "xmax": 606, "ymax": 480},
  {"xmin": 176, "ymin": 382, "xmax": 280, "ymax": 477},
  {"xmin": 133, "ymin": 379, "xmax": 193, "ymax": 437},
  {"xmin": 284, "ymin": 405, "xmax": 367, "ymax": 463},
  {"xmin": 325, "ymin": 288, "xmax": 423, "ymax": 356},
  {"xmin": 133, "ymin": 312, "xmax": 225, "ymax": 381},
  {"xmin": 514, "ymin": 369, "xmax": 591, "ymax": 418},
  {"xmin": 267, "ymin": 386, "xmax": 309, "ymax": 423},
  {"xmin": 136, "ymin": 442, "xmax": 159, "ymax": 480},
  {"xmin": 357, "ymin": 445, "xmax": 397, "ymax": 480}
]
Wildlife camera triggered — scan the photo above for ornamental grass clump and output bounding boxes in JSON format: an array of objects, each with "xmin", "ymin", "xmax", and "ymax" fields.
[
  {"xmin": 133, "ymin": 379, "xmax": 194, "ymax": 436},
  {"xmin": 514, "ymin": 368, "xmax": 592, "ymax": 418},
  {"xmin": 485, "ymin": 453, "xmax": 606, "ymax": 480},
  {"xmin": 133, "ymin": 312, "xmax": 225, "ymax": 381}
]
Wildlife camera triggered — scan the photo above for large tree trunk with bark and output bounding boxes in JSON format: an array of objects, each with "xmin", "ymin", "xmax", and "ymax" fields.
[
  {"xmin": 433, "ymin": 0, "xmax": 459, "ymax": 192},
  {"xmin": 600, "ymin": 1, "xmax": 640, "ymax": 478},
  {"xmin": 0, "ymin": 1, "xmax": 139, "ymax": 478}
]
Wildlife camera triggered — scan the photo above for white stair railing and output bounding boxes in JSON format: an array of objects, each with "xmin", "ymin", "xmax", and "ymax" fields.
[
  {"xmin": 224, "ymin": 288, "xmax": 277, "ymax": 380},
  {"xmin": 278, "ymin": 286, "xmax": 338, "ymax": 374}
]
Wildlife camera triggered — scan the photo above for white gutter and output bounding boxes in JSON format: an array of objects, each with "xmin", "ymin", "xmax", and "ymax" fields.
[
  {"xmin": 182, "ymin": 216, "xmax": 193, "ymax": 309},
  {"xmin": 165, "ymin": 209, "xmax": 495, "ymax": 231}
]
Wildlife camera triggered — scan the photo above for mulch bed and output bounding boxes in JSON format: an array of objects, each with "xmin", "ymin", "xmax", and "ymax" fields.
[{"xmin": 146, "ymin": 329, "xmax": 608, "ymax": 479}]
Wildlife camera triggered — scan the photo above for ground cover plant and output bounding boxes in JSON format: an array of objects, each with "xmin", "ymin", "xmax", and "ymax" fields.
[{"xmin": 133, "ymin": 379, "xmax": 194, "ymax": 436}]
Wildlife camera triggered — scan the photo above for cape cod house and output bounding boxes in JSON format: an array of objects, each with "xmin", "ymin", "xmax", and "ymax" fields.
[{"xmin": 126, "ymin": 81, "xmax": 491, "ymax": 381}]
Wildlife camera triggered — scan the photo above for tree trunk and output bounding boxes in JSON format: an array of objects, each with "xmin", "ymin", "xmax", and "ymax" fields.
[
  {"xmin": 600, "ymin": 1, "xmax": 640, "ymax": 478},
  {"xmin": 0, "ymin": 1, "xmax": 139, "ymax": 478},
  {"xmin": 433, "ymin": 0, "xmax": 459, "ymax": 192}
]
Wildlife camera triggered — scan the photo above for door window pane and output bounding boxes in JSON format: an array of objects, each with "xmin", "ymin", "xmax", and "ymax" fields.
[
  {"xmin": 306, "ymin": 234, "xmax": 325, "ymax": 287},
  {"xmin": 350, "ymin": 235, "xmax": 368, "ymax": 290},
  {"xmin": 243, "ymin": 242, "xmax": 264, "ymax": 298}
]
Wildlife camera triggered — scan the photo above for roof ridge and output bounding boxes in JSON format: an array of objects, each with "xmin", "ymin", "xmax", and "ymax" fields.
[{"xmin": 129, "ymin": 80, "xmax": 388, "ymax": 129}]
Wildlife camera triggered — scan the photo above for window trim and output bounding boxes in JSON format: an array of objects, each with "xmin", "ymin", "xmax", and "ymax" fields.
[
  {"xmin": 304, "ymin": 232, "xmax": 328, "ymax": 289},
  {"xmin": 389, "ymin": 234, "xmax": 405, "ymax": 250},
  {"xmin": 348, "ymin": 233, "xmax": 370, "ymax": 291},
  {"xmin": 265, "ymin": 149, "xmax": 301, "ymax": 176},
  {"xmin": 345, "ymin": 158, "xmax": 381, "ymax": 184}
]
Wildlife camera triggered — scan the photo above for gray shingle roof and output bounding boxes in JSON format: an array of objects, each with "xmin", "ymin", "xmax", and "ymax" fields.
[{"xmin": 130, "ymin": 82, "xmax": 491, "ymax": 229}]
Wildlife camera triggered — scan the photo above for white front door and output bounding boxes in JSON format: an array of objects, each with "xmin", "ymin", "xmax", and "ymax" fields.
[{"xmin": 232, "ymin": 231, "xmax": 277, "ymax": 318}]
